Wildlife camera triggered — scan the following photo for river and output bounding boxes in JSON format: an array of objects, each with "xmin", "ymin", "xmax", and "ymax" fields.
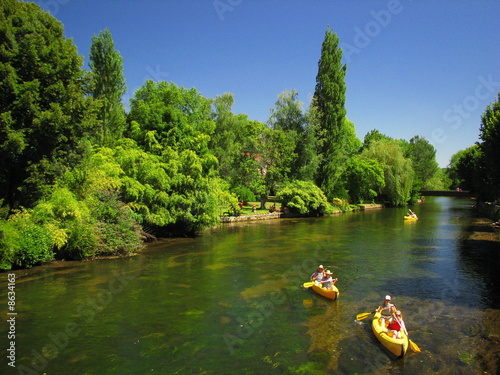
[{"xmin": 1, "ymin": 197, "xmax": 499, "ymax": 374}]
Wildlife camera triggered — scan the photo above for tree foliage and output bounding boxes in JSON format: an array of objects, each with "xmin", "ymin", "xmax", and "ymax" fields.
[
  {"xmin": 448, "ymin": 92, "xmax": 500, "ymax": 201},
  {"xmin": 362, "ymin": 139, "xmax": 414, "ymax": 206},
  {"xmin": 0, "ymin": 0, "xmax": 95, "ymax": 209},
  {"xmin": 253, "ymin": 126, "xmax": 296, "ymax": 207},
  {"xmin": 276, "ymin": 180, "xmax": 332, "ymax": 216},
  {"xmin": 450, "ymin": 145, "xmax": 483, "ymax": 194},
  {"xmin": 128, "ymin": 80, "xmax": 215, "ymax": 157},
  {"xmin": 344, "ymin": 155, "xmax": 385, "ymax": 204},
  {"xmin": 209, "ymin": 93, "xmax": 258, "ymax": 188},
  {"xmin": 89, "ymin": 28, "xmax": 127, "ymax": 145},
  {"xmin": 313, "ymin": 28, "xmax": 352, "ymax": 200},
  {"xmin": 404, "ymin": 136, "xmax": 439, "ymax": 190},
  {"xmin": 126, "ymin": 82, "xmax": 231, "ymax": 233},
  {"xmin": 478, "ymin": 92, "xmax": 500, "ymax": 200}
]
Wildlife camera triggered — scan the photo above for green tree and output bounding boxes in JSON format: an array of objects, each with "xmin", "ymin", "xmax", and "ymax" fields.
[
  {"xmin": 447, "ymin": 149, "xmax": 468, "ymax": 189},
  {"xmin": 128, "ymin": 80, "xmax": 215, "ymax": 158},
  {"xmin": 253, "ymin": 126, "xmax": 295, "ymax": 208},
  {"xmin": 0, "ymin": 0, "xmax": 95, "ymax": 209},
  {"xmin": 404, "ymin": 135, "xmax": 439, "ymax": 194},
  {"xmin": 478, "ymin": 92, "xmax": 500, "ymax": 200},
  {"xmin": 276, "ymin": 180, "xmax": 333, "ymax": 216},
  {"xmin": 362, "ymin": 139, "xmax": 414, "ymax": 206},
  {"xmin": 216, "ymin": 117, "xmax": 267, "ymax": 199},
  {"xmin": 126, "ymin": 81, "xmax": 229, "ymax": 234},
  {"xmin": 209, "ymin": 93, "xmax": 253, "ymax": 185},
  {"xmin": 362, "ymin": 129, "xmax": 392, "ymax": 150},
  {"xmin": 452, "ymin": 145, "xmax": 483, "ymax": 195},
  {"xmin": 344, "ymin": 155, "xmax": 385, "ymax": 204},
  {"xmin": 313, "ymin": 28, "xmax": 353, "ymax": 200},
  {"xmin": 89, "ymin": 28, "xmax": 127, "ymax": 145},
  {"xmin": 269, "ymin": 90, "xmax": 320, "ymax": 182}
]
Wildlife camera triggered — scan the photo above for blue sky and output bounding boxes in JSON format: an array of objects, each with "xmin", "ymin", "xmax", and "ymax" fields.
[{"xmin": 33, "ymin": 0, "xmax": 500, "ymax": 167}]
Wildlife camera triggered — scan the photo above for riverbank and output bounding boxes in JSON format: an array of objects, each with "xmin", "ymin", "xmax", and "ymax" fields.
[
  {"xmin": 463, "ymin": 216, "xmax": 500, "ymax": 243},
  {"xmin": 476, "ymin": 200, "xmax": 500, "ymax": 222},
  {"xmin": 219, "ymin": 203, "xmax": 381, "ymax": 223}
]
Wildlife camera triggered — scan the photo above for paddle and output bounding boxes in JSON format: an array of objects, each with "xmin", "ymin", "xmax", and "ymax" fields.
[
  {"xmin": 303, "ymin": 281, "xmax": 314, "ymax": 288},
  {"xmin": 394, "ymin": 314, "xmax": 421, "ymax": 353},
  {"xmin": 356, "ymin": 311, "xmax": 375, "ymax": 321},
  {"xmin": 409, "ymin": 338, "xmax": 421, "ymax": 353}
]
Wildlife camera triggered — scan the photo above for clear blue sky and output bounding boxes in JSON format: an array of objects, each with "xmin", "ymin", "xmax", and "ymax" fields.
[{"xmin": 33, "ymin": 0, "xmax": 500, "ymax": 167}]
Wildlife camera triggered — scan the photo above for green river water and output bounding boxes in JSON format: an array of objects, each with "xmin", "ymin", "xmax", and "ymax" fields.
[{"xmin": 1, "ymin": 196, "xmax": 499, "ymax": 374}]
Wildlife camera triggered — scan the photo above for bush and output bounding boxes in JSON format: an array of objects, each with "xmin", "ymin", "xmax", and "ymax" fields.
[
  {"xmin": 59, "ymin": 220, "xmax": 99, "ymax": 260},
  {"xmin": 91, "ymin": 190, "xmax": 144, "ymax": 256},
  {"xmin": 32, "ymin": 187, "xmax": 99, "ymax": 260},
  {"xmin": 276, "ymin": 180, "xmax": 333, "ymax": 216},
  {"xmin": 232, "ymin": 186, "xmax": 256, "ymax": 203},
  {"xmin": 0, "ymin": 210, "xmax": 54, "ymax": 269},
  {"xmin": 14, "ymin": 224, "xmax": 54, "ymax": 268}
]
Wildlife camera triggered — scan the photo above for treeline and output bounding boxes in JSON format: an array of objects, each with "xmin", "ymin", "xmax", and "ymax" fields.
[
  {"xmin": 447, "ymin": 92, "xmax": 500, "ymax": 203},
  {"xmin": 1, "ymin": 1, "xmax": 447, "ymax": 268}
]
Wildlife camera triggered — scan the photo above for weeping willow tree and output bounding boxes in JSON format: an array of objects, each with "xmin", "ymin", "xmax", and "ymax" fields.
[{"xmin": 362, "ymin": 139, "xmax": 414, "ymax": 206}]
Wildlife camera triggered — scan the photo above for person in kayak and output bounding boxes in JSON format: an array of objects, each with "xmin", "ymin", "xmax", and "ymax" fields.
[
  {"xmin": 376, "ymin": 295, "xmax": 397, "ymax": 327},
  {"xmin": 310, "ymin": 265, "xmax": 325, "ymax": 283},
  {"xmin": 319, "ymin": 270, "xmax": 338, "ymax": 290},
  {"xmin": 387, "ymin": 310, "xmax": 404, "ymax": 339}
]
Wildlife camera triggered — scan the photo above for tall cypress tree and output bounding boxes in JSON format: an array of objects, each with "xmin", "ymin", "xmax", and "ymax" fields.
[
  {"xmin": 313, "ymin": 28, "xmax": 349, "ymax": 200},
  {"xmin": 89, "ymin": 28, "xmax": 127, "ymax": 145}
]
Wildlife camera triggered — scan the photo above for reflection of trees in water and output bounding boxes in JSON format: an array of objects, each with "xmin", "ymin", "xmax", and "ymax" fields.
[
  {"xmin": 455, "ymin": 219, "xmax": 500, "ymax": 374},
  {"xmin": 457, "ymin": 218, "xmax": 500, "ymax": 307}
]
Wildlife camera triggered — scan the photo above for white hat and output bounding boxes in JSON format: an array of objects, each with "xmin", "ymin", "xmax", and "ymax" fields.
[
  {"xmin": 318, "ymin": 265, "xmax": 324, "ymax": 269},
  {"xmin": 385, "ymin": 295, "xmax": 391, "ymax": 300}
]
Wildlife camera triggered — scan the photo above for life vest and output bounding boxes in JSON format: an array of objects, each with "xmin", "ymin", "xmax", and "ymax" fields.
[{"xmin": 388, "ymin": 320, "xmax": 401, "ymax": 331}]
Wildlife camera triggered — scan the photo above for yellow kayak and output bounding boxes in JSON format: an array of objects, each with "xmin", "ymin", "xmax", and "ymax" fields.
[
  {"xmin": 372, "ymin": 311, "xmax": 409, "ymax": 357},
  {"xmin": 404, "ymin": 215, "xmax": 418, "ymax": 220},
  {"xmin": 310, "ymin": 283, "xmax": 339, "ymax": 300}
]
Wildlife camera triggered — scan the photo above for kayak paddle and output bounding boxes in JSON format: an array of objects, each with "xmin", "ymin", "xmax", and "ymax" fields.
[
  {"xmin": 303, "ymin": 281, "xmax": 314, "ymax": 288},
  {"xmin": 356, "ymin": 311, "xmax": 375, "ymax": 321},
  {"xmin": 409, "ymin": 338, "xmax": 421, "ymax": 352}
]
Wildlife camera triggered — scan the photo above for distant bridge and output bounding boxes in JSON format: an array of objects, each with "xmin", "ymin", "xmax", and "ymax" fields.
[{"xmin": 419, "ymin": 190, "xmax": 474, "ymax": 197}]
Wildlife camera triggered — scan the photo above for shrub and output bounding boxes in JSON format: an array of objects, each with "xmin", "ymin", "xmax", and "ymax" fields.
[
  {"xmin": 91, "ymin": 190, "xmax": 144, "ymax": 256},
  {"xmin": 232, "ymin": 186, "xmax": 256, "ymax": 203},
  {"xmin": 276, "ymin": 180, "xmax": 333, "ymax": 216},
  {"xmin": 32, "ymin": 187, "xmax": 99, "ymax": 260},
  {"xmin": 59, "ymin": 220, "xmax": 99, "ymax": 260},
  {"xmin": 0, "ymin": 210, "xmax": 54, "ymax": 269},
  {"xmin": 14, "ymin": 224, "xmax": 54, "ymax": 268}
]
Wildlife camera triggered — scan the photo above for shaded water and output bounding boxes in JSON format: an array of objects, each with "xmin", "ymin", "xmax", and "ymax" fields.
[{"xmin": 1, "ymin": 197, "xmax": 499, "ymax": 374}]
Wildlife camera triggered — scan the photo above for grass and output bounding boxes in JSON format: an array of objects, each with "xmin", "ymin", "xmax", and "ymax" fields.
[
  {"xmin": 240, "ymin": 201, "xmax": 279, "ymax": 215},
  {"xmin": 219, "ymin": 201, "xmax": 280, "ymax": 217}
]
